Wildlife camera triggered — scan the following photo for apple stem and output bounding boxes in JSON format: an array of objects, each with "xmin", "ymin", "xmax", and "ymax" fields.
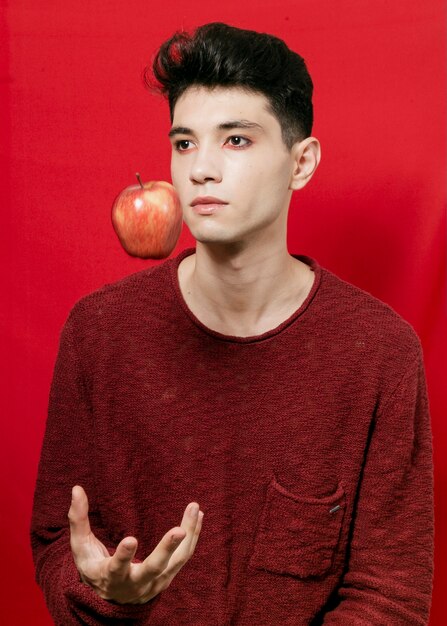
[{"xmin": 135, "ymin": 173, "xmax": 144, "ymax": 189}]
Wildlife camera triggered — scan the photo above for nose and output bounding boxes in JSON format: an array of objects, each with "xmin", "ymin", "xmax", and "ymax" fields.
[{"xmin": 189, "ymin": 144, "xmax": 222, "ymax": 185}]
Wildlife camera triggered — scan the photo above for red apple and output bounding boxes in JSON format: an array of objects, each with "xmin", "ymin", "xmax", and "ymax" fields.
[{"xmin": 111, "ymin": 173, "xmax": 182, "ymax": 259}]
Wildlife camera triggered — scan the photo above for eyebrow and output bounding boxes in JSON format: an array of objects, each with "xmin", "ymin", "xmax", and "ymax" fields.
[{"xmin": 168, "ymin": 119, "xmax": 264, "ymax": 138}]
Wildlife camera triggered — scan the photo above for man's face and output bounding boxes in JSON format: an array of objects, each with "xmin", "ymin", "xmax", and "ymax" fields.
[{"xmin": 169, "ymin": 86, "xmax": 298, "ymax": 247}]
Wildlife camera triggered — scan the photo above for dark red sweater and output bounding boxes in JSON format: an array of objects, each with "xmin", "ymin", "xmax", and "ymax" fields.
[{"xmin": 31, "ymin": 247, "xmax": 434, "ymax": 625}]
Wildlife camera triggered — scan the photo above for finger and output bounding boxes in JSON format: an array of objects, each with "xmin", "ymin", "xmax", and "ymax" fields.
[
  {"xmin": 169, "ymin": 504, "xmax": 203, "ymax": 571},
  {"xmin": 189, "ymin": 510, "xmax": 204, "ymax": 555},
  {"xmin": 108, "ymin": 536, "xmax": 138, "ymax": 578},
  {"xmin": 147, "ymin": 511, "xmax": 204, "ymax": 598},
  {"xmin": 159, "ymin": 503, "xmax": 201, "ymax": 580},
  {"xmin": 68, "ymin": 485, "xmax": 92, "ymax": 543},
  {"xmin": 176, "ymin": 502, "xmax": 201, "ymax": 554},
  {"xmin": 138, "ymin": 526, "xmax": 186, "ymax": 584},
  {"xmin": 136, "ymin": 502, "xmax": 199, "ymax": 584},
  {"xmin": 180, "ymin": 502, "xmax": 200, "ymax": 525}
]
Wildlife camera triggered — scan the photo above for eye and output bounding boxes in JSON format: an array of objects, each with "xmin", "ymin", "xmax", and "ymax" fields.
[
  {"xmin": 174, "ymin": 139, "xmax": 193, "ymax": 151},
  {"xmin": 226, "ymin": 136, "xmax": 251, "ymax": 148}
]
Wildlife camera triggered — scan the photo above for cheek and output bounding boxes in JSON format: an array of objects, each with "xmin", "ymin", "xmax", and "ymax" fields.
[
  {"xmin": 234, "ymin": 161, "xmax": 265, "ymax": 193},
  {"xmin": 246, "ymin": 164, "xmax": 293, "ymax": 216},
  {"xmin": 170, "ymin": 158, "xmax": 180, "ymax": 186},
  {"xmin": 244, "ymin": 163, "xmax": 286, "ymax": 198},
  {"xmin": 171, "ymin": 160, "xmax": 188, "ymax": 197},
  {"xmin": 267, "ymin": 159, "xmax": 294, "ymax": 195}
]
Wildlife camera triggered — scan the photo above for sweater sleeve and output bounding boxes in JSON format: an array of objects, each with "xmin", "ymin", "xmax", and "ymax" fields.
[
  {"xmin": 322, "ymin": 344, "xmax": 434, "ymax": 625},
  {"xmin": 30, "ymin": 307, "xmax": 160, "ymax": 625}
]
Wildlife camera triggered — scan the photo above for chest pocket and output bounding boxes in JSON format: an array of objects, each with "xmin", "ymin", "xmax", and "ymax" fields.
[{"xmin": 249, "ymin": 476, "xmax": 346, "ymax": 578}]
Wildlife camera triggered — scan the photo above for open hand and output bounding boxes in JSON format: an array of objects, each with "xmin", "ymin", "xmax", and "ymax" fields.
[{"xmin": 68, "ymin": 485, "xmax": 204, "ymax": 604}]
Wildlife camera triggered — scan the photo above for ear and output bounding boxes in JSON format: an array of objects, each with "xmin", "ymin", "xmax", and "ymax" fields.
[{"xmin": 289, "ymin": 137, "xmax": 321, "ymax": 191}]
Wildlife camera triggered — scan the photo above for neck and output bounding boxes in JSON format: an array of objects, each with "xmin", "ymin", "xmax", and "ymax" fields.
[
  {"xmin": 179, "ymin": 240, "xmax": 313, "ymax": 333},
  {"xmin": 194, "ymin": 241, "xmax": 297, "ymax": 309}
]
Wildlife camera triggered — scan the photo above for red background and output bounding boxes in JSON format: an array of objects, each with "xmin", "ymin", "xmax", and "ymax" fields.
[{"xmin": 1, "ymin": 2, "xmax": 445, "ymax": 624}]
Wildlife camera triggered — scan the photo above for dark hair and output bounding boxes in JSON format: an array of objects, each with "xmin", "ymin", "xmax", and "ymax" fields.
[{"xmin": 143, "ymin": 22, "xmax": 313, "ymax": 149}]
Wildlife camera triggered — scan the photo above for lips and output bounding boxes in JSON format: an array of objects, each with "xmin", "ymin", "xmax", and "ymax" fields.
[
  {"xmin": 191, "ymin": 196, "xmax": 228, "ymax": 207},
  {"xmin": 190, "ymin": 196, "xmax": 228, "ymax": 216}
]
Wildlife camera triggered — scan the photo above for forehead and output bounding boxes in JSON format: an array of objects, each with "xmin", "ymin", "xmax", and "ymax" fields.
[{"xmin": 172, "ymin": 85, "xmax": 278, "ymax": 130}]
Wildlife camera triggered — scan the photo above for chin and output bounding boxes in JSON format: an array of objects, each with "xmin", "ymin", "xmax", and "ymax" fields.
[
  {"xmin": 190, "ymin": 230, "xmax": 241, "ymax": 245},
  {"xmin": 186, "ymin": 223, "xmax": 234, "ymax": 243}
]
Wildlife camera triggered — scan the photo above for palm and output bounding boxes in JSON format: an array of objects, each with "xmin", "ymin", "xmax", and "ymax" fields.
[
  {"xmin": 68, "ymin": 485, "xmax": 203, "ymax": 604},
  {"xmin": 74, "ymin": 530, "xmax": 111, "ymax": 584}
]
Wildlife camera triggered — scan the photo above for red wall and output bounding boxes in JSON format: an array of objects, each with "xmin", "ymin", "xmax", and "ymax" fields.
[{"xmin": 1, "ymin": 2, "xmax": 445, "ymax": 623}]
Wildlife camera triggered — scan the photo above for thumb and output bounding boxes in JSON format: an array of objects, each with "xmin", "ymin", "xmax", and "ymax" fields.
[{"xmin": 68, "ymin": 485, "xmax": 92, "ymax": 543}]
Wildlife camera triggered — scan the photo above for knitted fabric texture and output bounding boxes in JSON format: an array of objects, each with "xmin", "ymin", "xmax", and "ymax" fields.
[{"xmin": 31, "ymin": 247, "xmax": 434, "ymax": 625}]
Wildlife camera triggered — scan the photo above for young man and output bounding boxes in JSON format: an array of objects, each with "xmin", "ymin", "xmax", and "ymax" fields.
[{"xmin": 31, "ymin": 22, "xmax": 434, "ymax": 625}]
